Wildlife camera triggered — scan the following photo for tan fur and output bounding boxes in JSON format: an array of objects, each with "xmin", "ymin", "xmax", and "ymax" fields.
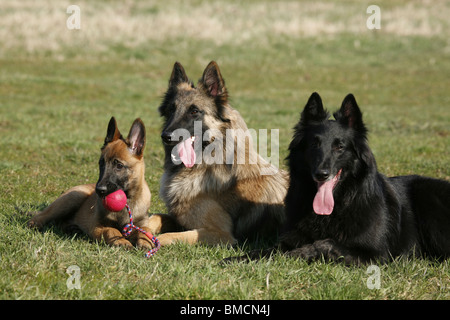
[
  {"xmin": 150, "ymin": 61, "xmax": 288, "ymax": 246},
  {"xmin": 28, "ymin": 118, "xmax": 154, "ymax": 251}
]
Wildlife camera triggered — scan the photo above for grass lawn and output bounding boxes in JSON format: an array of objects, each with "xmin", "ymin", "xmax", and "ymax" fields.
[{"xmin": 0, "ymin": 0, "xmax": 449, "ymax": 301}]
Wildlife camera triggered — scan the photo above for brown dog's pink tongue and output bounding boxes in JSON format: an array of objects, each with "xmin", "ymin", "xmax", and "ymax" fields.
[
  {"xmin": 177, "ymin": 137, "xmax": 196, "ymax": 168},
  {"xmin": 313, "ymin": 170, "xmax": 341, "ymax": 215}
]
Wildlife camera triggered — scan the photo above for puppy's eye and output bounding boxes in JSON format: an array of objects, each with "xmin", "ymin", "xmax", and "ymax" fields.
[
  {"xmin": 113, "ymin": 159, "xmax": 125, "ymax": 170},
  {"xmin": 116, "ymin": 163, "xmax": 124, "ymax": 170}
]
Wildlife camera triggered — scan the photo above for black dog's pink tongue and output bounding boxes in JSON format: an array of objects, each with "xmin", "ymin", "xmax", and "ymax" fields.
[{"xmin": 313, "ymin": 170, "xmax": 341, "ymax": 215}]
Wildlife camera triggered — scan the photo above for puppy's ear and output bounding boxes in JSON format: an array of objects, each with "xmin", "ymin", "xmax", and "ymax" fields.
[
  {"xmin": 199, "ymin": 61, "xmax": 227, "ymax": 99},
  {"xmin": 334, "ymin": 94, "xmax": 366, "ymax": 134},
  {"xmin": 169, "ymin": 62, "xmax": 190, "ymax": 87},
  {"xmin": 127, "ymin": 118, "xmax": 146, "ymax": 158},
  {"xmin": 300, "ymin": 92, "xmax": 329, "ymax": 124},
  {"xmin": 104, "ymin": 117, "xmax": 122, "ymax": 146}
]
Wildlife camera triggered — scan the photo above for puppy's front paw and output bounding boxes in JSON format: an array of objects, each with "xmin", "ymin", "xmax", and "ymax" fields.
[
  {"xmin": 27, "ymin": 216, "xmax": 44, "ymax": 230},
  {"xmin": 136, "ymin": 237, "xmax": 156, "ymax": 250},
  {"xmin": 111, "ymin": 237, "xmax": 134, "ymax": 250}
]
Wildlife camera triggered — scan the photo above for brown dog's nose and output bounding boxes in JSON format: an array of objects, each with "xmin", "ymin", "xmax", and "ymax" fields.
[{"xmin": 161, "ymin": 131, "xmax": 173, "ymax": 144}]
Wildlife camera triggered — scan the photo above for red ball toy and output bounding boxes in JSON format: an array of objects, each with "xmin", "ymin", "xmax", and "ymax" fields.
[{"xmin": 102, "ymin": 189, "xmax": 127, "ymax": 212}]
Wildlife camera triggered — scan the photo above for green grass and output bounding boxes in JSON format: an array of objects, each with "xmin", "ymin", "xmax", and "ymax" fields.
[{"xmin": 1, "ymin": 0, "xmax": 449, "ymax": 301}]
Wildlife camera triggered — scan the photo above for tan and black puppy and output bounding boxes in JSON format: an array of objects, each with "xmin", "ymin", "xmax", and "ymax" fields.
[{"xmin": 28, "ymin": 117, "xmax": 154, "ymax": 250}]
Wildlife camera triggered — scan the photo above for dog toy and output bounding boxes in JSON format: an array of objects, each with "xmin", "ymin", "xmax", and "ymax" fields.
[
  {"xmin": 122, "ymin": 204, "xmax": 160, "ymax": 257},
  {"xmin": 101, "ymin": 189, "xmax": 160, "ymax": 257},
  {"xmin": 102, "ymin": 189, "xmax": 127, "ymax": 212}
]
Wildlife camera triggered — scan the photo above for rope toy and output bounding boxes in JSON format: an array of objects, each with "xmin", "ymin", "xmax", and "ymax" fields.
[
  {"xmin": 122, "ymin": 204, "xmax": 160, "ymax": 257},
  {"xmin": 102, "ymin": 189, "xmax": 160, "ymax": 257}
]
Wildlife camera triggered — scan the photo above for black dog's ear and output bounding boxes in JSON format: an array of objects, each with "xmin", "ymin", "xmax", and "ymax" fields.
[
  {"xmin": 300, "ymin": 92, "xmax": 329, "ymax": 124},
  {"xmin": 334, "ymin": 94, "xmax": 366, "ymax": 134},
  {"xmin": 289, "ymin": 92, "xmax": 328, "ymax": 154},
  {"xmin": 127, "ymin": 118, "xmax": 146, "ymax": 158},
  {"xmin": 335, "ymin": 94, "xmax": 373, "ymax": 169},
  {"xmin": 169, "ymin": 62, "xmax": 190, "ymax": 87},
  {"xmin": 199, "ymin": 61, "xmax": 228, "ymax": 99},
  {"xmin": 104, "ymin": 117, "xmax": 122, "ymax": 146}
]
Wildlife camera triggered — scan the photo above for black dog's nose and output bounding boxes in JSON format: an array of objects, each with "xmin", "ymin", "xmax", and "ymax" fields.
[
  {"xmin": 161, "ymin": 131, "xmax": 173, "ymax": 144},
  {"xmin": 95, "ymin": 185, "xmax": 108, "ymax": 197},
  {"xmin": 314, "ymin": 170, "xmax": 330, "ymax": 182}
]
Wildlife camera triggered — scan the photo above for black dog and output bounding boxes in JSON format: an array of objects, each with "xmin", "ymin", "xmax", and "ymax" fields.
[{"xmin": 226, "ymin": 92, "xmax": 450, "ymax": 265}]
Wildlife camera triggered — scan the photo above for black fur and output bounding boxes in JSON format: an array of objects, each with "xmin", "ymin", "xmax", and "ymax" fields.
[{"xmin": 225, "ymin": 92, "xmax": 450, "ymax": 265}]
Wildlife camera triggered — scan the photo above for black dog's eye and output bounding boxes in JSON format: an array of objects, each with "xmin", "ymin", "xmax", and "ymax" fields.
[{"xmin": 333, "ymin": 141, "xmax": 345, "ymax": 152}]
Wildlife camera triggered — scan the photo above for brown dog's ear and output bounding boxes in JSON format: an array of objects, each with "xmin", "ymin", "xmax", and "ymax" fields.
[
  {"xmin": 127, "ymin": 118, "xmax": 146, "ymax": 157},
  {"xmin": 169, "ymin": 62, "xmax": 189, "ymax": 87},
  {"xmin": 199, "ymin": 61, "xmax": 227, "ymax": 99},
  {"xmin": 104, "ymin": 117, "xmax": 122, "ymax": 146}
]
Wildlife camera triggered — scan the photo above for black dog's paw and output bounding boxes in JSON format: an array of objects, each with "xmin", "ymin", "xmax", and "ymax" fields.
[
  {"xmin": 285, "ymin": 244, "xmax": 319, "ymax": 261},
  {"xmin": 284, "ymin": 240, "xmax": 337, "ymax": 262},
  {"xmin": 284, "ymin": 239, "xmax": 359, "ymax": 264}
]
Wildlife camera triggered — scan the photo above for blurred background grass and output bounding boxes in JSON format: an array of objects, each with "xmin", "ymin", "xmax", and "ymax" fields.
[{"xmin": 0, "ymin": 0, "xmax": 449, "ymax": 300}]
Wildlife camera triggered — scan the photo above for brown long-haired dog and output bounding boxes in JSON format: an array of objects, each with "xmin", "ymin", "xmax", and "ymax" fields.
[{"xmin": 147, "ymin": 61, "xmax": 288, "ymax": 246}]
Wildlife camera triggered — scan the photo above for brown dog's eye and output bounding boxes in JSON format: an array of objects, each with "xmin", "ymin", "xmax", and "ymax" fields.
[{"xmin": 189, "ymin": 105, "xmax": 200, "ymax": 117}]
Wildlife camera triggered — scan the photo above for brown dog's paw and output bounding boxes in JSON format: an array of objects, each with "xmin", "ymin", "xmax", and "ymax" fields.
[{"xmin": 155, "ymin": 233, "xmax": 176, "ymax": 246}]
